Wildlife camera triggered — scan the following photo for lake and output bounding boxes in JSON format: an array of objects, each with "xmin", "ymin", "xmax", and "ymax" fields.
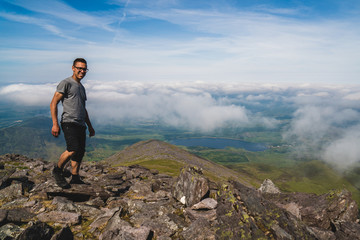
[{"xmin": 169, "ymin": 138, "xmax": 267, "ymax": 151}]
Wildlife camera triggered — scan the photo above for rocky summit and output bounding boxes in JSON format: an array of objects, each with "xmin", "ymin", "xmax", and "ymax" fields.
[{"xmin": 0, "ymin": 151, "xmax": 360, "ymax": 240}]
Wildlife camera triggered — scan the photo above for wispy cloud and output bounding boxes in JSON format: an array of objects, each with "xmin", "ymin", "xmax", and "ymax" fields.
[
  {"xmin": 0, "ymin": 11, "xmax": 74, "ymax": 40},
  {"xmin": 1, "ymin": 0, "xmax": 360, "ymax": 84},
  {"xmin": 3, "ymin": 0, "xmax": 117, "ymax": 32}
]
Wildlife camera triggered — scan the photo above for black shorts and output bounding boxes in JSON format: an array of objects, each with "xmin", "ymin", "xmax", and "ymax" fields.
[{"xmin": 61, "ymin": 122, "xmax": 86, "ymax": 162}]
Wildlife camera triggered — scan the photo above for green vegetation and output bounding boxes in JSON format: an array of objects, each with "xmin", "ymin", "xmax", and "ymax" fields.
[{"xmin": 195, "ymin": 148, "xmax": 360, "ymax": 204}]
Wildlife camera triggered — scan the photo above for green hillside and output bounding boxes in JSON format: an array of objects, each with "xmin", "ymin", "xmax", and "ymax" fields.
[{"xmin": 187, "ymin": 146, "xmax": 360, "ymax": 204}]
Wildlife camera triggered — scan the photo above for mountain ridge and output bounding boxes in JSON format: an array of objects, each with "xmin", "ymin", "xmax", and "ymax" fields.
[{"xmin": 104, "ymin": 139, "xmax": 255, "ymax": 186}]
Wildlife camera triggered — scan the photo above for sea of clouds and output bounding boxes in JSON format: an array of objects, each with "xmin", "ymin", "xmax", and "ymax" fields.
[{"xmin": 1, "ymin": 81, "xmax": 360, "ymax": 169}]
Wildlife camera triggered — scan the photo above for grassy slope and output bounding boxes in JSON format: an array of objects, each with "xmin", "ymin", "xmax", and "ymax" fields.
[
  {"xmin": 189, "ymin": 147, "xmax": 360, "ymax": 204},
  {"xmin": 104, "ymin": 139, "xmax": 254, "ymax": 185}
]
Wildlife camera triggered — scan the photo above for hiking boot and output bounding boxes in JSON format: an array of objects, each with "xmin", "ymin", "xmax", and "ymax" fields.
[
  {"xmin": 70, "ymin": 175, "xmax": 88, "ymax": 185},
  {"xmin": 52, "ymin": 167, "xmax": 71, "ymax": 189}
]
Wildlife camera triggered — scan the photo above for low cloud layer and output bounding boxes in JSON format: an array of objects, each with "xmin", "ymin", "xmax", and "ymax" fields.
[
  {"xmin": 0, "ymin": 81, "xmax": 279, "ymax": 131},
  {"xmin": 282, "ymin": 86, "xmax": 360, "ymax": 170},
  {"xmin": 1, "ymin": 81, "xmax": 360, "ymax": 169},
  {"xmin": 82, "ymin": 81, "xmax": 281, "ymax": 131}
]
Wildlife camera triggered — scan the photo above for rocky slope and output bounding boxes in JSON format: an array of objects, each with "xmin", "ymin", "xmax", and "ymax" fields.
[{"xmin": 0, "ymin": 145, "xmax": 360, "ymax": 239}]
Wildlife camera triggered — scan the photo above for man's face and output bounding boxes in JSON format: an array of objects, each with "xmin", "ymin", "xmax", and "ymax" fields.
[{"xmin": 72, "ymin": 62, "xmax": 87, "ymax": 81}]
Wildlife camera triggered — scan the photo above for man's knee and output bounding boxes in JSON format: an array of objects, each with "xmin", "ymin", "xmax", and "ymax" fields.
[{"xmin": 66, "ymin": 150, "xmax": 76, "ymax": 157}]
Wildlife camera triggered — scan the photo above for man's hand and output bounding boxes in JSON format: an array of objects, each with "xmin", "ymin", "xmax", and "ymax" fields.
[
  {"xmin": 52, "ymin": 124, "xmax": 60, "ymax": 137},
  {"xmin": 89, "ymin": 127, "xmax": 95, "ymax": 137}
]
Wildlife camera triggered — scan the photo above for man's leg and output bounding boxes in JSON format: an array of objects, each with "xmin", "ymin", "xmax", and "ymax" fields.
[
  {"xmin": 71, "ymin": 160, "xmax": 80, "ymax": 175},
  {"xmin": 52, "ymin": 150, "xmax": 74, "ymax": 189},
  {"xmin": 70, "ymin": 160, "xmax": 87, "ymax": 184},
  {"xmin": 69, "ymin": 126, "xmax": 86, "ymax": 184},
  {"xmin": 58, "ymin": 150, "xmax": 75, "ymax": 169},
  {"xmin": 53, "ymin": 123, "xmax": 78, "ymax": 189}
]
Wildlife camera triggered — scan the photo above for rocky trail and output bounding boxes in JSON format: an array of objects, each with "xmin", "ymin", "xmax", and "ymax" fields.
[{"xmin": 0, "ymin": 153, "xmax": 360, "ymax": 239}]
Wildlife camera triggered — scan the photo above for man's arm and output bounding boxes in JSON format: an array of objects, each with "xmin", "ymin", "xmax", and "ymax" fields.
[
  {"xmin": 85, "ymin": 109, "xmax": 95, "ymax": 137},
  {"xmin": 50, "ymin": 92, "xmax": 63, "ymax": 137}
]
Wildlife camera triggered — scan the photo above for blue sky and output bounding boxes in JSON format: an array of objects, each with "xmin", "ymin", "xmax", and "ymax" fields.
[{"xmin": 1, "ymin": 0, "xmax": 359, "ymax": 85}]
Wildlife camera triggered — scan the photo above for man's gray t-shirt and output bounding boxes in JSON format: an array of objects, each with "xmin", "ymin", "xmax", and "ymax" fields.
[{"xmin": 56, "ymin": 77, "xmax": 87, "ymax": 126}]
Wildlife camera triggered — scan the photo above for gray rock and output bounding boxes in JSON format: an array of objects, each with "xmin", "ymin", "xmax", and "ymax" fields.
[
  {"xmin": 333, "ymin": 221, "xmax": 360, "ymax": 240},
  {"xmin": 99, "ymin": 209, "xmax": 132, "ymax": 240},
  {"xmin": 16, "ymin": 222, "xmax": 54, "ymax": 240},
  {"xmin": 191, "ymin": 198, "xmax": 218, "ymax": 210},
  {"xmin": 37, "ymin": 211, "xmax": 81, "ymax": 225},
  {"xmin": 264, "ymin": 189, "xmax": 359, "ymax": 230},
  {"xmin": 89, "ymin": 207, "xmax": 120, "ymax": 233},
  {"xmin": 0, "ymin": 169, "xmax": 16, "ymax": 189},
  {"xmin": 52, "ymin": 197, "xmax": 79, "ymax": 213},
  {"xmin": 215, "ymin": 181, "xmax": 318, "ymax": 239},
  {"xmin": 0, "ymin": 183, "xmax": 23, "ymax": 200},
  {"xmin": 0, "ymin": 210, "xmax": 7, "ymax": 225},
  {"xmin": 9, "ymin": 169, "xmax": 28, "ymax": 180},
  {"xmin": 181, "ymin": 218, "xmax": 215, "ymax": 240},
  {"xmin": 100, "ymin": 225, "xmax": 153, "ymax": 240},
  {"xmin": 120, "ymin": 225, "xmax": 153, "ymax": 240},
  {"xmin": 1, "ymin": 198, "xmax": 28, "ymax": 209},
  {"xmin": 185, "ymin": 208, "xmax": 217, "ymax": 222},
  {"xmin": 76, "ymin": 204, "xmax": 103, "ymax": 218},
  {"xmin": 85, "ymin": 197, "xmax": 105, "ymax": 208},
  {"xmin": 308, "ymin": 227, "xmax": 336, "ymax": 240},
  {"xmin": 6, "ymin": 209, "xmax": 35, "ymax": 224},
  {"xmin": 141, "ymin": 215, "xmax": 178, "ymax": 238},
  {"xmin": 50, "ymin": 226, "xmax": 73, "ymax": 240},
  {"xmin": 172, "ymin": 167, "xmax": 209, "ymax": 207},
  {"xmin": 151, "ymin": 179, "xmax": 161, "ymax": 192},
  {"xmin": 0, "ymin": 223, "xmax": 22, "ymax": 240},
  {"xmin": 129, "ymin": 179, "xmax": 153, "ymax": 197},
  {"xmin": 258, "ymin": 178, "xmax": 281, "ymax": 194}
]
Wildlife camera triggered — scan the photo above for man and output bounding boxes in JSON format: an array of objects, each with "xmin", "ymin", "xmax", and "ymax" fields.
[{"xmin": 50, "ymin": 58, "xmax": 95, "ymax": 189}]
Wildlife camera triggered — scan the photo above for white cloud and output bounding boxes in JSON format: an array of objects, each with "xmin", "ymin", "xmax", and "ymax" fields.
[
  {"xmin": 0, "ymin": 83, "xmax": 55, "ymax": 106},
  {"xmin": 86, "ymin": 81, "xmax": 257, "ymax": 131},
  {"xmin": 0, "ymin": 81, "xmax": 280, "ymax": 132},
  {"xmin": 282, "ymin": 86, "xmax": 360, "ymax": 169},
  {"xmin": 322, "ymin": 125, "xmax": 360, "ymax": 170}
]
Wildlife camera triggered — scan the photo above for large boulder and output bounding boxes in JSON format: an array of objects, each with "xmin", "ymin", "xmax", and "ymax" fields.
[{"xmin": 172, "ymin": 167, "xmax": 209, "ymax": 207}]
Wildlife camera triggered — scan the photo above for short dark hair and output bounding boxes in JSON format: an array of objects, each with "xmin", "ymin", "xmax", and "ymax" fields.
[{"xmin": 73, "ymin": 58, "xmax": 87, "ymax": 66}]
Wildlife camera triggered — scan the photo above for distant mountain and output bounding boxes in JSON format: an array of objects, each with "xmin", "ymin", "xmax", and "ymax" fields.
[{"xmin": 104, "ymin": 139, "xmax": 255, "ymax": 186}]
